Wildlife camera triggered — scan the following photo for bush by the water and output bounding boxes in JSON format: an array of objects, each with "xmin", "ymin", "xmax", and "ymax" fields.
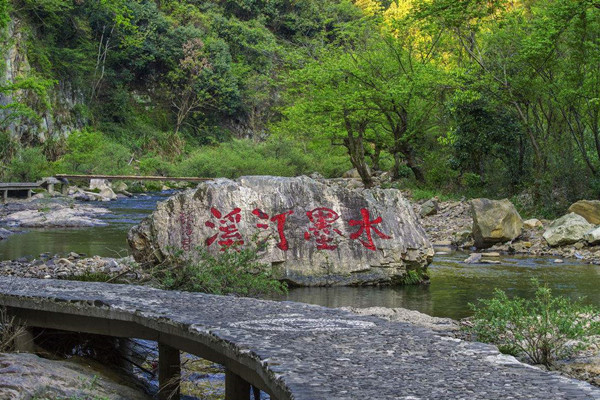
[
  {"xmin": 466, "ymin": 280, "xmax": 600, "ymax": 367},
  {"xmin": 160, "ymin": 248, "xmax": 287, "ymax": 297}
]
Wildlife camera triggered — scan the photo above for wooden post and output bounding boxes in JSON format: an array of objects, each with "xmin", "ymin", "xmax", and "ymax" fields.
[
  {"xmin": 27, "ymin": 190, "xmax": 32, "ymax": 199},
  {"xmin": 2, "ymin": 190, "xmax": 6, "ymax": 202},
  {"xmin": 158, "ymin": 343, "xmax": 180, "ymax": 400},
  {"xmin": 226, "ymin": 369, "xmax": 251, "ymax": 400},
  {"xmin": 61, "ymin": 180, "xmax": 69, "ymax": 195}
]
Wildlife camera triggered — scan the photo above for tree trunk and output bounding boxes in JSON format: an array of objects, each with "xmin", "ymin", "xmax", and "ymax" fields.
[
  {"xmin": 343, "ymin": 115, "xmax": 373, "ymax": 188},
  {"xmin": 400, "ymin": 144, "xmax": 425, "ymax": 183}
]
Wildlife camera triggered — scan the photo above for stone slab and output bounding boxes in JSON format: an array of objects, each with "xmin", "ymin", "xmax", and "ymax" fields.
[{"xmin": 0, "ymin": 277, "xmax": 599, "ymax": 399}]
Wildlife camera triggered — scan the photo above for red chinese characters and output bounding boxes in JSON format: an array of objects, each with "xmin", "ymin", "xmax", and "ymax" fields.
[
  {"xmin": 179, "ymin": 213, "xmax": 193, "ymax": 251},
  {"xmin": 204, "ymin": 207, "xmax": 244, "ymax": 250},
  {"xmin": 252, "ymin": 209, "xmax": 294, "ymax": 250},
  {"xmin": 304, "ymin": 207, "xmax": 344, "ymax": 250},
  {"xmin": 349, "ymin": 208, "xmax": 391, "ymax": 251}
]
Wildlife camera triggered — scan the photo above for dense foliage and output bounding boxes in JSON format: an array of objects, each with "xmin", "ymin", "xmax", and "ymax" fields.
[
  {"xmin": 466, "ymin": 280, "xmax": 600, "ymax": 367},
  {"xmin": 1, "ymin": 0, "xmax": 600, "ymax": 214}
]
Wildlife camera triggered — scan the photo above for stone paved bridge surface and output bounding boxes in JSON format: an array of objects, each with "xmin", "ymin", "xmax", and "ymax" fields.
[{"xmin": 1, "ymin": 277, "xmax": 599, "ymax": 400}]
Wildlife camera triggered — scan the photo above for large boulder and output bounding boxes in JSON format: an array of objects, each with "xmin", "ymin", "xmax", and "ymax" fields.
[
  {"xmin": 568, "ymin": 200, "xmax": 600, "ymax": 224},
  {"xmin": 543, "ymin": 213, "xmax": 594, "ymax": 247},
  {"xmin": 470, "ymin": 198, "xmax": 523, "ymax": 248},
  {"xmin": 128, "ymin": 176, "xmax": 434, "ymax": 286}
]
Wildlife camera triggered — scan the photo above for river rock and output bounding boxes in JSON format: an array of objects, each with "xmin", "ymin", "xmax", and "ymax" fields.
[
  {"xmin": 420, "ymin": 198, "xmax": 438, "ymax": 217},
  {"xmin": 463, "ymin": 253, "xmax": 482, "ymax": 264},
  {"xmin": 0, "ymin": 204, "xmax": 109, "ymax": 227},
  {"xmin": 584, "ymin": 227, "xmax": 600, "ymax": 245},
  {"xmin": 128, "ymin": 176, "xmax": 434, "ymax": 286},
  {"xmin": 344, "ymin": 306, "xmax": 459, "ymax": 336},
  {"xmin": 113, "ymin": 181, "xmax": 129, "ymax": 193},
  {"xmin": 543, "ymin": 213, "xmax": 594, "ymax": 247},
  {"xmin": 523, "ymin": 218, "xmax": 543, "ymax": 229},
  {"xmin": 0, "ymin": 228, "xmax": 13, "ymax": 240},
  {"xmin": 0, "ymin": 352, "xmax": 150, "ymax": 400},
  {"xmin": 568, "ymin": 200, "xmax": 600, "ymax": 224},
  {"xmin": 470, "ymin": 198, "xmax": 523, "ymax": 248},
  {"xmin": 89, "ymin": 178, "xmax": 111, "ymax": 191}
]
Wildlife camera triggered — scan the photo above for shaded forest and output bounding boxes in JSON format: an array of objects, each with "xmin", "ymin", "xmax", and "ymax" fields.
[{"xmin": 1, "ymin": 0, "xmax": 600, "ymax": 216}]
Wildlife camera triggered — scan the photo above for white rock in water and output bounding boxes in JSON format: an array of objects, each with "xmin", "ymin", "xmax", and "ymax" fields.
[
  {"xmin": 543, "ymin": 213, "xmax": 593, "ymax": 247},
  {"xmin": 128, "ymin": 176, "xmax": 434, "ymax": 286}
]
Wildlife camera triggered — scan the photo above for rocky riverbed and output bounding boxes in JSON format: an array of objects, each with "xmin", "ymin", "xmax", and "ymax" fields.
[
  {"xmin": 413, "ymin": 197, "xmax": 600, "ymax": 264},
  {"xmin": 0, "ymin": 253, "xmax": 150, "ymax": 282},
  {"xmin": 0, "ymin": 197, "xmax": 111, "ymax": 236}
]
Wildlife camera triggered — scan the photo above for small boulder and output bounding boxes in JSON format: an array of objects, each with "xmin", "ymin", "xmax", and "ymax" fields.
[
  {"xmin": 464, "ymin": 253, "xmax": 482, "ymax": 264},
  {"xmin": 542, "ymin": 213, "xmax": 593, "ymax": 247},
  {"xmin": 342, "ymin": 168, "xmax": 362, "ymax": 179},
  {"xmin": 470, "ymin": 198, "xmax": 523, "ymax": 248},
  {"xmin": 113, "ymin": 181, "xmax": 129, "ymax": 193},
  {"xmin": 89, "ymin": 179, "xmax": 111, "ymax": 191},
  {"xmin": 523, "ymin": 218, "xmax": 543, "ymax": 229},
  {"xmin": 568, "ymin": 200, "xmax": 600, "ymax": 224},
  {"xmin": 584, "ymin": 227, "xmax": 600, "ymax": 245},
  {"xmin": 452, "ymin": 229, "xmax": 473, "ymax": 247},
  {"xmin": 99, "ymin": 187, "xmax": 117, "ymax": 200},
  {"xmin": 420, "ymin": 198, "xmax": 438, "ymax": 217}
]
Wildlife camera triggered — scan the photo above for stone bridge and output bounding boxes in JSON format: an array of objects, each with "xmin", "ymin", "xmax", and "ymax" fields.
[{"xmin": 0, "ymin": 277, "xmax": 599, "ymax": 400}]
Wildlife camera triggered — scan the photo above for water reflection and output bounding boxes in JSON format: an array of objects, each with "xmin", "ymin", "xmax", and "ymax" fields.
[
  {"xmin": 281, "ymin": 253, "xmax": 600, "ymax": 320},
  {"xmin": 0, "ymin": 192, "xmax": 172, "ymax": 259}
]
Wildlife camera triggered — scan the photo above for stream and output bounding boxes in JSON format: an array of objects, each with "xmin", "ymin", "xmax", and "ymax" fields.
[{"xmin": 1, "ymin": 193, "xmax": 599, "ymax": 320}]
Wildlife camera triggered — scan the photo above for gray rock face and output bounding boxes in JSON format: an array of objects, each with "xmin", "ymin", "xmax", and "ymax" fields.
[
  {"xmin": 0, "ymin": 352, "xmax": 150, "ymax": 400},
  {"xmin": 543, "ymin": 213, "xmax": 594, "ymax": 247},
  {"xmin": 470, "ymin": 198, "xmax": 523, "ymax": 248},
  {"xmin": 128, "ymin": 176, "xmax": 433, "ymax": 286}
]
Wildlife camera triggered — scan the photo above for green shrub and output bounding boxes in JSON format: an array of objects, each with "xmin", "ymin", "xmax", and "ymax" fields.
[
  {"xmin": 174, "ymin": 138, "xmax": 350, "ymax": 179},
  {"xmin": 160, "ymin": 247, "xmax": 287, "ymax": 297},
  {"xmin": 398, "ymin": 269, "xmax": 428, "ymax": 285},
  {"xmin": 466, "ymin": 280, "xmax": 600, "ymax": 367},
  {"xmin": 6, "ymin": 147, "xmax": 51, "ymax": 182},
  {"xmin": 54, "ymin": 129, "xmax": 133, "ymax": 175},
  {"xmin": 138, "ymin": 155, "xmax": 175, "ymax": 176}
]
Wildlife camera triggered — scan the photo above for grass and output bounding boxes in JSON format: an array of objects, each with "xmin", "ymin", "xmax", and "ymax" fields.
[{"xmin": 0, "ymin": 305, "xmax": 26, "ymax": 352}]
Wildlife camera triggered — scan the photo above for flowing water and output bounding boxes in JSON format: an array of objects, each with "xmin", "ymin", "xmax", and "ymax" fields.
[{"xmin": 2, "ymin": 193, "xmax": 599, "ymax": 320}]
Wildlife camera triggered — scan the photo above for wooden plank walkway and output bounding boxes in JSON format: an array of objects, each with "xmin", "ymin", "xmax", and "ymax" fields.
[
  {"xmin": 0, "ymin": 182, "xmax": 41, "ymax": 200},
  {"xmin": 1, "ymin": 277, "xmax": 599, "ymax": 400}
]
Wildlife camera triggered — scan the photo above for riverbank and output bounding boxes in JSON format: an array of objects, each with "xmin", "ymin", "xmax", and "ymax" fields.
[{"xmin": 413, "ymin": 197, "xmax": 600, "ymax": 264}]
